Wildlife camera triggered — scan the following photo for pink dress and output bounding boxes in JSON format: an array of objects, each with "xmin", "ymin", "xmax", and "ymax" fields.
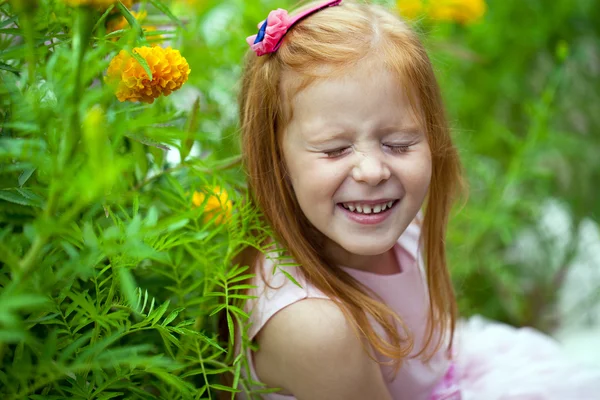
[
  {"xmin": 235, "ymin": 221, "xmax": 600, "ymax": 399},
  {"xmin": 236, "ymin": 221, "xmax": 459, "ymax": 400}
]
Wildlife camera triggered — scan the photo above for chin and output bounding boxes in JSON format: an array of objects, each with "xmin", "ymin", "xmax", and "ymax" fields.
[{"xmin": 340, "ymin": 239, "xmax": 397, "ymax": 257}]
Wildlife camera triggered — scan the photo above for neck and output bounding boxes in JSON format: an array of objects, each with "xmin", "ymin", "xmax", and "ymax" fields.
[{"xmin": 325, "ymin": 242, "xmax": 399, "ymax": 275}]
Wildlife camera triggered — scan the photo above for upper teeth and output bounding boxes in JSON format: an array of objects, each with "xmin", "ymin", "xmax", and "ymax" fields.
[{"xmin": 341, "ymin": 201, "xmax": 394, "ymax": 214}]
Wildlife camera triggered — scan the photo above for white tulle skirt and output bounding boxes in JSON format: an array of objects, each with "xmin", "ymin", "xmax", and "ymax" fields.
[{"xmin": 453, "ymin": 316, "xmax": 600, "ymax": 400}]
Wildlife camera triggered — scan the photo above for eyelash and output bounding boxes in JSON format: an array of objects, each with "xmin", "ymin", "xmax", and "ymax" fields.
[
  {"xmin": 324, "ymin": 144, "xmax": 411, "ymax": 158},
  {"xmin": 388, "ymin": 145, "xmax": 411, "ymax": 154},
  {"xmin": 324, "ymin": 148, "xmax": 350, "ymax": 158}
]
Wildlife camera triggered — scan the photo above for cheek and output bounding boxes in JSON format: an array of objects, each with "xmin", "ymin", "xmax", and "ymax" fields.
[
  {"xmin": 397, "ymin": 153, "xmax": 432, "ymax": 194},
  {"xmin": 289, "ymin": 162, "xmax": 349, "ymax": 216}
]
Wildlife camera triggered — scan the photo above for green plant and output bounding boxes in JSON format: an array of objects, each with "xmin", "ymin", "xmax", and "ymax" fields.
[{"xmin": 0, "ymin": 0, "xmax": 270, "ymax": 398}]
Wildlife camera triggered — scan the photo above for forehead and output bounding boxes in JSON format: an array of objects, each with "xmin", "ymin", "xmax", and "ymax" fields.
[{"xmin": 279, "ymin": 62, "xmax": 422, "ymax": 135}]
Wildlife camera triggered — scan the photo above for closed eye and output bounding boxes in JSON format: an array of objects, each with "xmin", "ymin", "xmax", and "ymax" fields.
[
  {"xmin": 324, "ymin": 147, "xmax": 351, "ymax": 158},
  {"xmin": 386, "ymin": 144, "xmax": 411, "ymax": 154}
]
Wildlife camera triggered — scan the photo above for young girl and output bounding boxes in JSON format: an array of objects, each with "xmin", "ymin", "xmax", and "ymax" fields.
[{"xmin": 224, "ymin": 1, "xmax": 600, "ymax": 399}]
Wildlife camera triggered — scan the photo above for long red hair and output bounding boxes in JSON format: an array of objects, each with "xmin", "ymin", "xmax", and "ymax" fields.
[{"xmin": 224, "ymin": 0, "xmax": 462, "ymax": 378}]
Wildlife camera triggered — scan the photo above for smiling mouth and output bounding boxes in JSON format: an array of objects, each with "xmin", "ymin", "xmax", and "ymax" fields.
[{"xmin": 338, "ymin": 200, "xmax": 399, "ymax": 215}]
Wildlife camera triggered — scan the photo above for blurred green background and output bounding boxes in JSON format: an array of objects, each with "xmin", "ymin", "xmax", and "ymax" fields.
[
  {"xmin": 172, "ymin": 0, "xmax": 600, "ymax": 330},
  {"xmin": 1, "ymin": 0, "xmax": 599, "ymax": 398}
]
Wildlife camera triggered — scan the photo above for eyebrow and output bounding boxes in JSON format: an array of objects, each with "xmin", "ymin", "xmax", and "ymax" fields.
[
  {"xmin": 378, "ymin": 126, "xmax": 423, "ymax": 137},
  {"xmin": 305, "ymin": 126, "xmax": 424, "ymax": 145}
]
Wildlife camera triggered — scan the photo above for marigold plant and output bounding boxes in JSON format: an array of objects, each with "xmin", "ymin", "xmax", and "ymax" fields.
[
  {"xmin": 192, "ymin": 186, "xmax": 233, "ymax": 225},
  {"xmin": 398, "ymin": 0, "xmax": 486, "ymax": 24},
  {"xmin": 105, "ymin": 46, "xmax": 191, "ymax": 103}
]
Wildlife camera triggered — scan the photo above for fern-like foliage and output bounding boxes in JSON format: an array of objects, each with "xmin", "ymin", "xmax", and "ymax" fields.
[{"xmin": 0, "ymin": 0, "xmax": 273, "ymax": 398}]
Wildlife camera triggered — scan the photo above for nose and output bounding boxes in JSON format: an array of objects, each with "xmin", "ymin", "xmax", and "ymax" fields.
[{"xmin": 351, "ymin": 152, "xmax": 391, "ymax": 186}]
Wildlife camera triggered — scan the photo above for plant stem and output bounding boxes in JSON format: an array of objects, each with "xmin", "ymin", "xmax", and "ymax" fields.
[
  {"xmin": 17, "ymin": 235, "xmax": 46, "ymax": 274},
  {"xmin": 64, "ymin": 7, "xmax": 95, "ymax": 162},
  {"xmin": 10, "ymin": 0, "xmax": 37, "ymax": 84}
]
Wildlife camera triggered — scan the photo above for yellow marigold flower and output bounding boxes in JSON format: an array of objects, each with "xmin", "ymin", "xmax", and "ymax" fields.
[
  {"xmin": 175, "ymin": 0, "xmax": 209, "ymax": 9},
  {"xmin": 62, "ymin": 0, "xmax": 116, "ymax": 7},
  {"xmin": 397, "ymin": 0, "xmax": 486, "ymax": 24},
  {"xmin": 397, "ymin": 0, "xmax": 425, "ymax": 20},
  {"xmin": 429, "ymin": 0, "xmax": 486, "ymax": 24},
  {"xmin": 105, "ymin": 46, "xmax": 191, "ymax": 103},
  {"xmin": 192, "ymin": 186, "xmax": 233, "ymax": 225},
  {"xmin": 62, "ymin": 0, "xmax": 137, "ymax": 11}
]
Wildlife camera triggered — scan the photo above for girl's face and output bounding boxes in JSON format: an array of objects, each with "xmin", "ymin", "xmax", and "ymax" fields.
[{"xmin": 281, "ymin": 64, "xmax": 432, "ymax": 266}]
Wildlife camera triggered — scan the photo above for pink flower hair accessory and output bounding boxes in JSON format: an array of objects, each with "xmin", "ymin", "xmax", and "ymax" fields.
[{"xmin": 246, "ymin": 0, "xmax": 342, "ymax": 56}]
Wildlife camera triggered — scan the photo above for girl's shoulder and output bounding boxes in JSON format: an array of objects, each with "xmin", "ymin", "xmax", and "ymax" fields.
[
  {"xmin": 244, "ymin": 249, "xmax": 330, "ymax": 341},
  {"xmin": 252, "ymin": 297, "xmax": 392, "ymax": 399}
]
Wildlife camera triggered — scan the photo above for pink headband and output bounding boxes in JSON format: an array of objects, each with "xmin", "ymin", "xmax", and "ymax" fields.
[{"xmin": 246, "ymin": 0, "xmax": 343, "ymax": 56}]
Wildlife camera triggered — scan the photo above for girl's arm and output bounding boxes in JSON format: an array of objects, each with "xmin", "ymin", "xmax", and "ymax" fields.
[{"xmin": 254, "ymin": 298, "xmax": 393, "ymax": 400}]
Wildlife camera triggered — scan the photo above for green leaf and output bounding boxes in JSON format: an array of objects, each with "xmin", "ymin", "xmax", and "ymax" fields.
[
  {"xmin": 175, "ymin": 319, "xmax": 195, "ymax": 328},
  {"xmin": 149, "ymin": 369, "xmax": 194, "ymax": 393},
  {"xmin": 227, "ymin": 274, "xmax": 254, "ymax": 284},
  {"xmin": 0, "ymin": 15, "xmax": 17, "ymax": 29},
  {"xmin": 58, "ymin": 331, "xmax": 93, "ymax": 362},
  {"xmin": 77, "ymin": 330, "xmax": 129, "ymax": 361},
  {"xmin": 132, "ymin": 193, "xmax": 139, "ymax": 217},
  {"xmin": 97, "ymin": 392, "xmax": 124, "ymax": 400},
  {"xmin": 161, "ymin": 307, "xmax": 184, "ymax": 326},
  {"xmin": 227, "ymin": 305, "xmax": 249, "ymax": 319},
  {"xmin": 278, "ymin": 268, "xmax": 303, "ymax": 289},
  {"xmin": 226, "ymin": 311, "xmax": 234, "ymax": 344},
  {"xmin": 82, "ymin": 222, "xmax": 98, "ymax": 248},
  {"xmin": 92, "ymin": 4, "xmax": 115, "ymax": 34},
  {"xmin": 0, "ymin": 60, "xmax": 19, "ymax": 75},
  {"xmin": 126, "ymin": 133, "xmax": 169, "ymax": 150},
  {"xmin": 0, "ymin": 190, "xmax": 33, "ymax": 206},
  {"xmin": 118, "ymin": 268, "xmax": 139, "ymax": 313},
  {"xmin": 181, "ymin": 97, "xmax": 200, "ymax": 160},
  {"xmin": 147, "ymin": 0, "xmax": 184, "ymax": 29},
  {"xmin": 129, "ymin": 48, "xmax": 152, "ymax": 81},
  {"xmin": 115, "ymin": 1, "xmax": 144, "ymax": 39},
  {"xmin": 150, "ymin": 300, "xmax": 170, "ymax": 325},
  {"xmin": 210, "ymin": 383, "xmax": 241, "ymax": 393},
  {"xmin": 18, "ymin": 168, "xmax": 35, "ymax": 187},
  {"xmin": 209, "ymin": 304, "xmax": 226, "ymax": 317},
  {"xmin": 229, "ymin": 284, "xmax": 257, "ymax": 291},
  {"xmin": 232, "ymin": 358, "xmax": 242, "ymax": 392}
]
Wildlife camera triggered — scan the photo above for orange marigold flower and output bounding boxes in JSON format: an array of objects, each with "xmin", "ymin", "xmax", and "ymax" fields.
[
  {"xmin": 192, "ymin": 186, "xmax": 233, "ymax": 225},
  {"xmin": 105, "ymin": 46, "xmax": 191, "ymax": 103}
]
